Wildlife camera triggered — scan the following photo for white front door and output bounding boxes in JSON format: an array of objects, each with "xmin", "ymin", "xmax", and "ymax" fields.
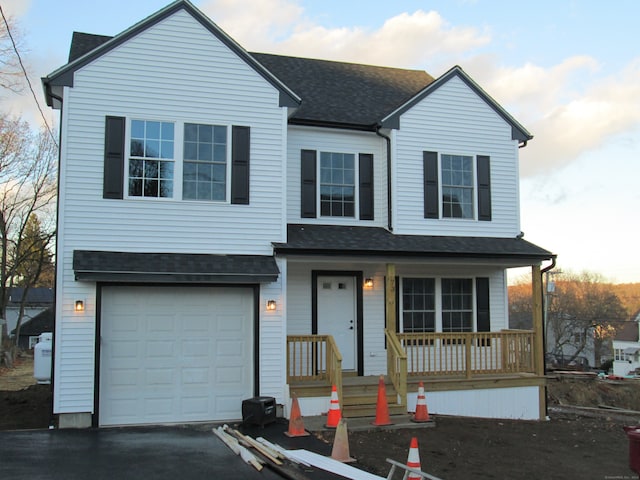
[{"xmin": 317, "ymin": 276, "xmax": 357, "ymax": 371}]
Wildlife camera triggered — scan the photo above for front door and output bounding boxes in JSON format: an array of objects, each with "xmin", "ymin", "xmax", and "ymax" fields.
[{"xmin": 317, "ymin": 275, "xmax": 357, "ymax": 371}]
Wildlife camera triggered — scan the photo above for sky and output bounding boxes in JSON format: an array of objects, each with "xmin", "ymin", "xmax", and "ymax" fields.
[{"xmin": 2, "ymin": 0, "xmax": 639, "ymax": 284}]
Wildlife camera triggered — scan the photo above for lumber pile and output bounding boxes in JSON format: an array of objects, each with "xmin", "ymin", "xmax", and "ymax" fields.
[{"xmin": 212, "ymin": 425, "xmax": 312, "ymax": 479}]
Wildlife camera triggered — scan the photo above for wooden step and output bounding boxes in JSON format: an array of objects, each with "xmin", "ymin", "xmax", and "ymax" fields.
[{"xmin": 289, "ymin": 376, "xmax": 407, "ymax": 417}]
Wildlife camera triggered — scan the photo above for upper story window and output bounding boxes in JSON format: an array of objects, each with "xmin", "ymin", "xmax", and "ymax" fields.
[
  {"xmin": 300, "ymin": 149, "xmax": 374, "ymax": 221},
  {"xmin": 320, "ymin": 152, "xmax": 355, "ymax": 217},
  {"xmin": 103, "ymin": 116, "xmax": 249, "ymax": 204},
  {"xmin": 129, "ymin": 120, "xmax": 175, "ymax": 198},
  {"xmin": 423, "ymin": 151, "xmax": 491, "ymax": 222},
  {"xmin": 441, "ymin": 154, "xmax": 473, "ymax": 219},
  {"xmin": 183, "ymin": 124, "xmax": 228, "ymax": 201}
]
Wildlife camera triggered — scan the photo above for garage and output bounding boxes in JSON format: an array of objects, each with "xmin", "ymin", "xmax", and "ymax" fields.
[{"xmin": 99, "ymin": 286, "xmax": 254, "ymax": 426}]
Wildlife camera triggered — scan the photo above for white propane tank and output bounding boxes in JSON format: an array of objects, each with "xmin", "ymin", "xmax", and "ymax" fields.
[{"xmin": 34, "ymin": 332, "xmax": 53, "ymax": 384}]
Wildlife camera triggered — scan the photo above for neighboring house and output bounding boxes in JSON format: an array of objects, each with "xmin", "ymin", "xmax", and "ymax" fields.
[
  {"xmin": 42, "ymin": 0, "xmax": 554, "ymax": 428},
  {"xmin": 12, "ymin": 307, "xmax": 54, "ymax": 350},
  {"xmin": 612, "ymin": 313, "xmax": 640, "ymax": 376},
  {"xmin": 5, "ymin": 287, "xmax": 54, "ymax": 339}
]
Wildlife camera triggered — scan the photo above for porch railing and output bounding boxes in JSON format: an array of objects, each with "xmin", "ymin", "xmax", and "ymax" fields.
[
  {"xmin": 396, "ymin": 329, "xmax": 535, "ymax": 378},
  {"xmin": 286, "ymin": 335, "xmax": 343, "ymax": 402},
  {"xmin": 385, "ymin": 329, "xmax": 407, "ymax": 408}
]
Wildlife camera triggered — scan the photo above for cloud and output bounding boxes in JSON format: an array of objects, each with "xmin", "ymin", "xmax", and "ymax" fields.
[
  {"xmin": 1, "ymin": 0, "xmax": 32, "ymax": 18},
  {"xmin": 202, "ymin": 0, "xmax": 490, "ymax": 68},
  {"xmin": 513, "ymin": 57, "xmax": 640, "ymax": 176}
]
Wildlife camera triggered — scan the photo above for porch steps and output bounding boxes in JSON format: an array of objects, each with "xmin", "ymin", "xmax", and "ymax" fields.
[
  {"xmin": 289, "ymin": 376, "xmax": 406, "ymax": 418},
  {"xmin": 342, "ymin": 377, "xmax": 405, "ymax": 418}
]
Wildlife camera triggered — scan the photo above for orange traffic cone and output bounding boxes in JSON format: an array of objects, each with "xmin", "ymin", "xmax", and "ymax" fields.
[
  {"xmin": 371, "ymin": 375, "xmax": 392, "ymax": 426},
  {"xmin": 411, "ymin": 381, "xmax": 430, "ymax": 423},
  {"xmin": 406, "ymin": 437, "xmax": 422, "ymax": 480},
  {"xmin": 330, "ymin": 419, "xmax": 355, "ymax": 463},
  {"xmin": 285, "ymin": 393, "xmax": 310, "ymax": 437},
  {"xmin": 325, "ymin": 384, "xmax": 342, "ymax": 428}
]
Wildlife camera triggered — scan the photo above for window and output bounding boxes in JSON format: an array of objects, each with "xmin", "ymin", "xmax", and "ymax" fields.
[
  {"xmin": 129, "ymin": 120, "xmax": 174, "ymax": 198},
  {"xmin": 441, "ymin": 154, "xmax": 473, "ymax": 219},
  {"xmin": 183, "ymin": 124, "xmax": 227, "ymax": 201},
  {"xmin": 110, "ymin": 118, "xmax": 246, "ymax": 203},
  {"xmin": 402, "ymin": 278, "xmax": 435, "ymax": 333},
  {"xmin": 320, "ymin": 152, "xmax": 355, "ymax": 217},
  {"xmin": 423, "ymin": 152, "xmax": 491, "ymax": 221},
  {"xmin": 300, "ymin": 150, "xmax": 374, "ymax": 220},
  {"xmin": 441, "ymin": 278, "xmax": 473, "ymax": 332}
]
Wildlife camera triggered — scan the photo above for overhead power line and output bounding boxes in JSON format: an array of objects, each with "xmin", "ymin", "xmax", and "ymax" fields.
[{"xmin": 0, "ymin": 4, "xmax": 58, "ymax": 149}]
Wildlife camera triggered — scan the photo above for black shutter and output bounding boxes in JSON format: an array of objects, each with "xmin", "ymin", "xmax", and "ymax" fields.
[
  {"xmin": 359, "ymin": 153, "xmax": 374, "ymax": 220},
  {"xmin": 476, "ymin": 277, "xmax": 490, "ymax": 332},
  {"xmin": 231, "ymin": 126, "xmax": 250, "ymax": 205},
  {"xmin": 423, "ymin": 151, "xmax": 439, "ymax": 218},
  {"xmin": 300, "ymin": 149, "xmax": 317, "ymax": 218},
  {"xmin": 103, "ymin": 116, "xmax": 125, "ymax": 199},
  {"xmin": 477, "ymin": 155, "xmax": 491, "ymax": 221}
]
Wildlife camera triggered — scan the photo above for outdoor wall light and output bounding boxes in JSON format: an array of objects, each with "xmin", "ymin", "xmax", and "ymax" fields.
[
  {"xmin": 74, "ymin": 300, "xmax": 85, "ymax": 312},
  {"xmin": 364, "ymin": 278, "xmax": 374, "ymax": 288},
  {"xmin": 266, "ymin": 300, "xmax": 277, "ymax": 311}
]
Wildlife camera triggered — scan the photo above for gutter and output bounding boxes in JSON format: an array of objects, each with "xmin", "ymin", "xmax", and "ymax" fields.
[
  {"xmin": 375, "ymin": 126, "xmax": 393, "ymax": 231},
  {"xmin": 540, "ymin": 256, "xmax": 557, "ymax": 419}
]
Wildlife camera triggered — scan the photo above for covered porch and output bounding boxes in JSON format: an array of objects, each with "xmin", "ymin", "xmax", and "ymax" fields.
[{"xmin": 275, "ymin": 224, "xmax": 554, "ymax": 420}]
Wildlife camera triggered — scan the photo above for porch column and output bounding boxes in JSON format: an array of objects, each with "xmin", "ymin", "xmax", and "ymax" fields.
[
  {"xmin": 385, "ymin": 264, "xmax": 396, "ymax": 332},
  {"xmin": 532, "ymin": 264, "xmax": 544, "ymax": 377}
]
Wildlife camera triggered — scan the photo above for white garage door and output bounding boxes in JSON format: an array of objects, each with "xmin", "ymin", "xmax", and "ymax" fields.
[{"xmin": 99, "ymin": 286, "xmax": 253, "ymax": 426}]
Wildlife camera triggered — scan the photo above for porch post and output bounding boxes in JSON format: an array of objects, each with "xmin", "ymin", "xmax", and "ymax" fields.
[
  {"xmin": 531, "ymin": 264, "xmax": 544, "ymax": 377},
  {"xmin": 385, "ymin": 264, "xmax": 396, "ymax": 332}
]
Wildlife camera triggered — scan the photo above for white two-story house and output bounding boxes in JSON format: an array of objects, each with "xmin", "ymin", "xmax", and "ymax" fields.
[{"xmin": 43, "ymin": 0, "xmax": 554, "ymax": 428}]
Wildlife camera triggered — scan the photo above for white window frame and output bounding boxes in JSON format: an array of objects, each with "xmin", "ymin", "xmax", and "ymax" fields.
[
  {"xmin": 317, "ymin": 150, "xmax": 359, "ymax": 219},
  {"xmin": 439, "ymin": 152, "xmax": 477, "ymax": 220},
  {"xmin": 124, "ymin": 118, "xmax": 232, "ymax": 203},
  {"xmin": 399, "ymin": 277, "xmax": 478, "ymax": 334}
]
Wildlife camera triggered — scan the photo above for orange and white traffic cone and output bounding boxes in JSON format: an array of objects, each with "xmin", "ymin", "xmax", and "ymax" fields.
[
  {"xmin": 406, "ymin": 437, "xmax": 422, "ymax": 480},
  {"xmin": 330, "ymin": 419, "xmax": 355, "ymax": 463},
  {"xmin": 325, "ymin": 385, "xmax": 342, "ymax": 428},
  {"xmin": 285, "ymin": 393, "xmax": 310, "ymax": 437},
  {"xmin": 411, "ymin": 381, "xmax": 430, "ymax": 423},
  {"xmin": 371, "ymin": 375, "xmax": 392, "ymax": 426}
]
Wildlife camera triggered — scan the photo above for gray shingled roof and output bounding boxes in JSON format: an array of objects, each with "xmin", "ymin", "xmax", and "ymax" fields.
[
  {"xmin": 12, "ymin": 307, "xmax": 54, "ymax": 336},
  {"xmin": 615, "ymin": 321, "xmax": 639, "ymax": 342},
  {"xmin": 250, "ymin": 53, "xmax": 433, "ymax": 129},
  {"xmin": 7, "ymin": 287, "xmax": 54, "ymax": 306},
  {"xmin": 73, "ymin": 250, "xmax": 279, "ymax": 283},
  {"xmin": 273, "ymin": 224, "xmax": 554, "ymax": 262}
]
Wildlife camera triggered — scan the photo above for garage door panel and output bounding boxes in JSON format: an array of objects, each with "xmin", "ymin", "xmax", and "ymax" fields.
[{"xmin": 100, "ymin": 286, "xmax": 254, "ymax": 426}]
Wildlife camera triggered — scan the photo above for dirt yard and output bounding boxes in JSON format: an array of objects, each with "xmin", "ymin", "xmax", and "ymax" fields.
[{"xmin": 1, "ymin": 357, "xmax": 638, "ymax": 479}]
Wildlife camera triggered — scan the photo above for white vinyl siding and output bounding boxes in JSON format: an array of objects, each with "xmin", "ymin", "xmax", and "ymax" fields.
[
  {"xmin": 287, "ymin": 126, "xmax": 387, "ymax": 226},
  {"xmin": 54, "ymin": 10, "xmax": 287, "ymax": 415},
  {"xmin": 394, "ymin": 75, "xmax": 521, "ymax": 237}
]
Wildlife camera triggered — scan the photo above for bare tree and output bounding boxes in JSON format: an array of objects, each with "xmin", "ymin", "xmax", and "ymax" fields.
[
  {"xmin": 0, "ymin": 10, "xmax": 26, "ymax": 93},
  {"xmin": 547, "ymin": 271, "xmax": 628, "ymax": 367},
  {"xmin": 0, "ymin": 114, "xmax": 57, "ymax": 365}
]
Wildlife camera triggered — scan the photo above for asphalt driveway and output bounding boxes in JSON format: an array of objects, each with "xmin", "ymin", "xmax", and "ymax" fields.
[{"xmin": 0, "ymin": 420, "xmax": 341, "ymax": 480}]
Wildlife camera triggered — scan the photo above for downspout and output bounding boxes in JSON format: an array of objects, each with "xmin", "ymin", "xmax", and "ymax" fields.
[{"xmin": 375, "ymin": 126, "xmax": 393, "ymax": 231}]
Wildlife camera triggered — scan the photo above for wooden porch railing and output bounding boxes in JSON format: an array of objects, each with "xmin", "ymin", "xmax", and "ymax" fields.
[
  {"xmin": 286, "ymin": 335, "xmax": 343, "ymax": 402},
  {"xmin": 396, "ymin": 329, "xmax": 535, "ymax": 378},
  {"xmin": 385, "ymin": 329, "xmax": 407, "ymax": 408}
]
